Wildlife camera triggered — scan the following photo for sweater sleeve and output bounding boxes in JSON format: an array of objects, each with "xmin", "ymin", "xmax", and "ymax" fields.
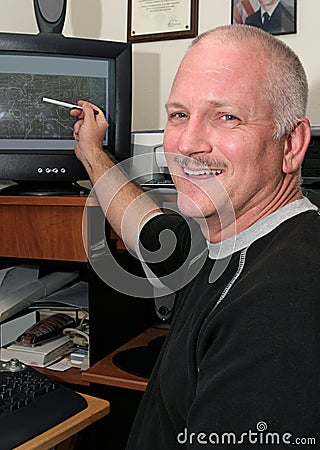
[{"xmin": 138, "ymin": 213, "xmax": 206, "ymax": 292}]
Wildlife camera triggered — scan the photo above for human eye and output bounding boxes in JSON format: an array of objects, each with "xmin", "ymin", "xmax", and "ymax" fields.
[
  {"xmin": 167, "ymin": 110, "xmax": 189, "ymax": 123},
  {"xmin": 221, "ymin": 114, "xmax": 239, "ymax": 122},
  {"xmin": 216, "ymin": 113, "xmax": 242, "ymax": 129},
  {"xmin": 175, "ymin": 112, "xmax": 188, "ymax": 118}
]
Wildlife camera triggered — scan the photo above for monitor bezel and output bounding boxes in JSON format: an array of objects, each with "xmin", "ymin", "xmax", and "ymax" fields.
[{"xmin": 0, "ymin": 32, "xmax": 132, "ymax": 171}]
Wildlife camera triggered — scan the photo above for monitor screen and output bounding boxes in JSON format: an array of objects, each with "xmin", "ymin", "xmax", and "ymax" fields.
[
  {"xmin": 0, "ymin": 54, "xmax": 110, "ymax": 150},
  {"xmin": 0, "ymin": 32, "xmax": 132, "ymax": 195}
]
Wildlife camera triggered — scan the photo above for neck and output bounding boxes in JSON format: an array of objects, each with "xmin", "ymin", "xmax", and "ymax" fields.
[{"xmin": 197, "ymin": 178, "xmax": 303, "ymax": 243}]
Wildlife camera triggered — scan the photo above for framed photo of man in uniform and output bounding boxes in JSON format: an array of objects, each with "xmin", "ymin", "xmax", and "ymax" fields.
[{"xmin": 231, "ymin": 0, "xmax": 297, "ymax": 36}]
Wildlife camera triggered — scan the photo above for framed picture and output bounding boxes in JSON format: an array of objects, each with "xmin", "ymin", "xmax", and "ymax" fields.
[
  {"xmin": 127, "ymin": 0, "xmax": 199, "ymax": 43},
  {"xmin": 231, "ymin": 0, "xmax": 297, "ymax": 36}
]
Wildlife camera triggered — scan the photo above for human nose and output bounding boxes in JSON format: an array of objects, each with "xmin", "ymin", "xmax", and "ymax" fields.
[{"xmin": 177, "ymin": 119, "xmax": 212, "ymax": 157}]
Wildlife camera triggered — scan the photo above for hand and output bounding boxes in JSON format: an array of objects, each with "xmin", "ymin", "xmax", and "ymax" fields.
[{"xmin": 71, "ymin": 101, "xmax": 108, "ymax": 163}]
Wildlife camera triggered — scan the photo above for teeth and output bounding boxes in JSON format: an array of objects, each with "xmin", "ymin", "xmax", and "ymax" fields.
[{"xmin": 184, "ymin": 167, "xmax": 223, "ymax": 176}]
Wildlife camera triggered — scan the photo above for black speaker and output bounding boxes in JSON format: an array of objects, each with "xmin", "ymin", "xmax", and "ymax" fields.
[{"xmin": 33, "ymin": 0, "xmax": 67, "ymax": 34}]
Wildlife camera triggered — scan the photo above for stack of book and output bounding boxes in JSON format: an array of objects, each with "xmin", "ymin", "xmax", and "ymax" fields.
[
  {"xmin": 0, "ymin": 335, "xmax": 74, "ymax": 367},
  {"xmin": 0, "ymin": 271, "xmax": 88, "ymax": 367}
]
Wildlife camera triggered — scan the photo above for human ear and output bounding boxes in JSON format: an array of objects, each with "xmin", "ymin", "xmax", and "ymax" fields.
[{"xmin": 282, "ymin": 119, "xmax": 311, "ymax": 174}]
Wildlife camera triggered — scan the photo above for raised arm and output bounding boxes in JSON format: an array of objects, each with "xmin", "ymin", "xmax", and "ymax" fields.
[{"xmin": 71, "ymin": 101, "xmax": 161, "ymax": 251}]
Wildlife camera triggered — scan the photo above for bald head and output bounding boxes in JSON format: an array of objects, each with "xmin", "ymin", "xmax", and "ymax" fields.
[{"xmin": 182, "ymin": 25, "xmax": 308, "ymax": 139}]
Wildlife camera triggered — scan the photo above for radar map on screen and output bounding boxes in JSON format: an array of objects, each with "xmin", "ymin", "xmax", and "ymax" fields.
[{"xmin": 0, "ymin": 73, "xmax": 106, "ymax": 140}]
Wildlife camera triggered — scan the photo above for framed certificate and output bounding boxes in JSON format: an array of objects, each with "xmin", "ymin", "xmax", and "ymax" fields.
[{"xmin": 128, "ymin": 0, "xmax": 199, "ymax": 43}]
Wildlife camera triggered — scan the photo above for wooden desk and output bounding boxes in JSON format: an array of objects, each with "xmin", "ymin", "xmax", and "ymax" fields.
[
  {"xmin": 0, "ymin": 196, "xmax": 88, "ymax": 262},
  {"xmin": 0, "ymin": 195, "xmax": 154, "ymax": 388},
  {"xmin": 36, "ymin": 365, "xmax": 90, "ymax": 387},
  {"xmin": 15, "ymin": 393, "xmax": 110, "ymax": 450},
  {"xmin": 83, "ymin": 328, "xmax": 167, "ymax": 391}
]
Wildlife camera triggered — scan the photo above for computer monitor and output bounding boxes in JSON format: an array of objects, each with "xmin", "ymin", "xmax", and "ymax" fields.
[{"xmin": 0, "ymin": 32, "xmax": 132, "ymax": 195}]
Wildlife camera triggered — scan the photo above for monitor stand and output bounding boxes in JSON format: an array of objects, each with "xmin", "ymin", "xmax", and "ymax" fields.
[{"xmin": 0, "ymin": 181, "xmax": 90, "ymax": 196}]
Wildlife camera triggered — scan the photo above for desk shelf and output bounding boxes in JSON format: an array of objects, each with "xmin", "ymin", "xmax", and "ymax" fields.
[
  {"xmin": 83, "ymin": 327, "xmax": 168, "ymax": 391},
  {"xmin": 36, "ymin": 365, "xmax": 90, "ymax": 387},
  {"xmin": 0, "ymin": 195, "xmax": 155, "ymax": 384},
  {"xmin": 0, "ymin": 195, "xmax": 89, "ymax": 261}
]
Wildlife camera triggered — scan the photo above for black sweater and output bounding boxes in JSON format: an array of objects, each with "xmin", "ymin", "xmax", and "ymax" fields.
[{"xmin": 127, "ymin": 201, "xmax": 320, "ymax": 449}]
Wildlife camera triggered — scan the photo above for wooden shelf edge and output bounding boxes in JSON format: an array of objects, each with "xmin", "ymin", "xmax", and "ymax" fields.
[
  {"xmin": 83, "ymin": 327, "xmax": 168, "ymax": 391},
  {"xmin": 82, "ymin": 371, "xmax": 147, "ymax": 392},
  {"xmin": 15, "ymin": 393, "xmax": 110, "ymax": 450}
]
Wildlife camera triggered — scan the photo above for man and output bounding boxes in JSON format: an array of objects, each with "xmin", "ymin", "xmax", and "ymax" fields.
[
  {"xmin": 72, "ymin": 25, "xmax": 320, "ymax": 449},
  {"xmin": 245, "ymin": 0, "xmax": 295, "ymax": 34}
]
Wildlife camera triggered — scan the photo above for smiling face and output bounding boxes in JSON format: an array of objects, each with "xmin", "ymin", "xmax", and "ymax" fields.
[{"xmin": 164, "ymin": 36, "xmax": 300, "ymax": 240}]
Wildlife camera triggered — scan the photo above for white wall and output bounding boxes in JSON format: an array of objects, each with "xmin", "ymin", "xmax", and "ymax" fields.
[{"xmin": 0, "ymin": 0, "xmax": 319, "ymax": 131}]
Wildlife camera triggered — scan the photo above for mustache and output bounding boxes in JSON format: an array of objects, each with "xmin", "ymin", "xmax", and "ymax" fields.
[{"xmin": 173, "ymin": 154, "xmax": 227, "ymax": 170}]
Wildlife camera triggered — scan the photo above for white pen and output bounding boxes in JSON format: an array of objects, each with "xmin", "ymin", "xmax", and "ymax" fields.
[{"xmin": 42, "ymin": 97, "xmax": 98, "ymax": 115}]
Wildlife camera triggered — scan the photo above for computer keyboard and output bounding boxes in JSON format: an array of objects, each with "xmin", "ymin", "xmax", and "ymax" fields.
[{"xmin": 0, "ymin": 358, "xmax": 87, "ymax": 450}]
